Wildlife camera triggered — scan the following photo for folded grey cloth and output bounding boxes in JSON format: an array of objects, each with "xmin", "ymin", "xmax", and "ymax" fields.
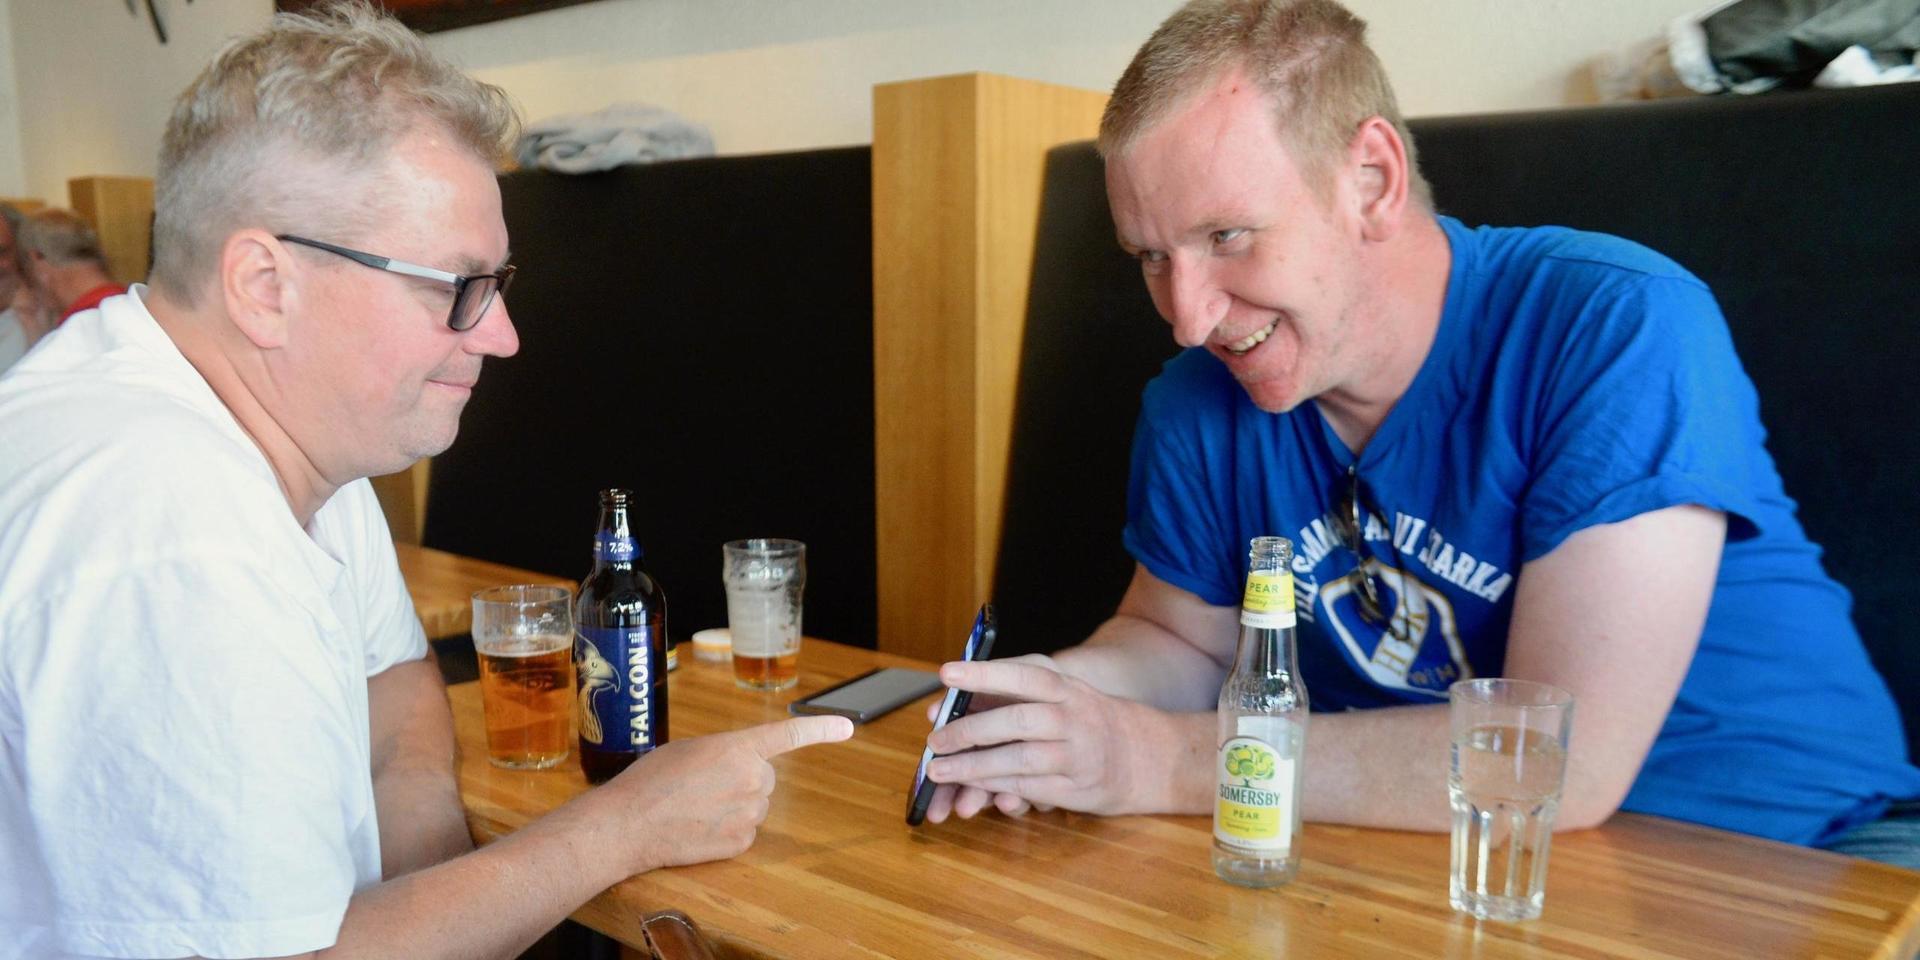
[
  {"xmin": 515, "ymin": 103, "xmax": 715, "ymax": 174},
  {"xmin": 1597, "ymin": 0, "xmax": 1920, "ymax": 99}
]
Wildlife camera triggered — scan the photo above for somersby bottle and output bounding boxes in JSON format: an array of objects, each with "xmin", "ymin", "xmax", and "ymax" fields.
[
  {"xmin": 1213, "ymin": 535, "xmax": 1309, "ymax": 887},
  {"xmin": 574, "ymin": 489, "xmax": 670, "ymax": 784}
]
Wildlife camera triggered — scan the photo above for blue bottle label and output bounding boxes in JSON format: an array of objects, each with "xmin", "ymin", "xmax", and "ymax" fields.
[
  {"xmin": 595, "ymin": 534, "xmax": 637, "ymax": 563},
  {"xmin": 574, "ymin": 623, "xmax": 659, "ymax": 752}
]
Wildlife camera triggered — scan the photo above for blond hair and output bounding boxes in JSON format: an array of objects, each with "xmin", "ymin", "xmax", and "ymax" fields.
[
  {"xmin": 150, "ymin": 0, "xmax": 520, "ymax": 304},
  {"xmin": 21, "ymin": 208, "xmax": 109, "ymax": 270},
  {"xmin": 1099, "ymin": 0, "xmax": 1430, "ymax": 209}
]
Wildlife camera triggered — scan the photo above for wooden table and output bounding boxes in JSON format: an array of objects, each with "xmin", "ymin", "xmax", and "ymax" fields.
[
  {"xmin": 451, "ymin": 640, "xmax": 1920, "ymax": 959},
  {"xmin": 394, "ymin": 542, "xmax": 574, "ymax": 639}
]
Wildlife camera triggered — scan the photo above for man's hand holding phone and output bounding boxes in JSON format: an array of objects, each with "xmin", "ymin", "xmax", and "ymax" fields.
[
  {"xmin": 917, "ymin": 653, "xmax": 1061, "ymax": 822},
  {"xmin": 918, "ymin": 654, "xmax": 1196, "ymax": 822}
]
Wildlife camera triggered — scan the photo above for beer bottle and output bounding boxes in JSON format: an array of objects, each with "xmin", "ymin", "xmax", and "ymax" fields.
[
  {"xmin": 574, "ymin": 489, "xmax": 670, "ymax": 784},
  {"xmin": 1213, "ymin": 535, "xmax": 1309, "ymax": 887}
]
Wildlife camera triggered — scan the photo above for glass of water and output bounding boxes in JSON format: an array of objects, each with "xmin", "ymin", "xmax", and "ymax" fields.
[{"xmin": 1448, "ymin": 678, "xmax": 1574, "ymax": 922}]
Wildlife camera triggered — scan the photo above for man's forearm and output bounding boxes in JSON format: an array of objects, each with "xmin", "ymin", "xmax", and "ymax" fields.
[
  {"xmin": 323, "ymin": 785, "xmax": 637, "ymax": 960},
  {"xmin": 1051, "ymin": 609, "xmax": 1456, "ymax": 827},
  {"xmin": 1055, "ymin": 615, "xmax": 1227, "ymax": 712},
  {"xmin": 1144, "ymin": 699, "xmax": 1630, "ymax": 832},
  {"xmin": 374, "ymin": 765, "xmax": 474, "ymax": 877},
  {"xmin": 317, "ymin": 710, "xmax": 851, "ymax": 960},
  {"xmin": 369, "ymin": 658, "xmax": 473, "ymax": 877},
  {"xmin": 1297, "ymin": 704, "xmax": 1454, "ymax": 831},
  {"xmin": 1171, "ymin": 702, "xmax": 1454, "ymax": 829},
  {"xmin": 1148, "ymin": 709, "xmax": 1220, "ymax": 814},
  {"xmin": 1095, "ymin": 701, "xmax": 1456, "ymax": 824}
]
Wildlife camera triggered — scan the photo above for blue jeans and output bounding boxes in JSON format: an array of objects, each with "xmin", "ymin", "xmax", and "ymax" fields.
[{"xmin": 1821, "ymin": 800, "xmax": 1920, "ymax": 872}]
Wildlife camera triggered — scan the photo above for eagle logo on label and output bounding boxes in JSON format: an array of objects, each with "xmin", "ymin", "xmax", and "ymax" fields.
[{"xmin": 575, "ymin": 636, "xmax": 618, "ymax": 745}]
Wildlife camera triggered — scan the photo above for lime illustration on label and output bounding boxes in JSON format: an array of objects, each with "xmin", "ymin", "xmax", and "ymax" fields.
[
  {"xmin": 1215, "ymin": 735, "xmax": 1293, "ymax": 850},
  {"xmin": 1240, "ymin": 571, "xmax": 1297, "ymax": 629},
  {"xmin": 1225, "ymin": 742, "xmax": 1277, "ymax": 781}
]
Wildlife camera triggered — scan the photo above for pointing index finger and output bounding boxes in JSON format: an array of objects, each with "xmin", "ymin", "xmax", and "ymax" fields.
[{"xmin": 747, "ymin": 715, "xmax": 855, "ymax": 759}]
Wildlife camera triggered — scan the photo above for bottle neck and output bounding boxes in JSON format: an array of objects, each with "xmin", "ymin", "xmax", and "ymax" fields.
[
  {"xmin": 1235, "ymin": 535, "xmax": 1298, "ymax": 678},
  {"xmin": 1232, "ymin": 619, "xmax": 1298, "ymax": 679},
  {"xmin": 592, "ymin": 504, "xmax": 640, "ymax": 571}
]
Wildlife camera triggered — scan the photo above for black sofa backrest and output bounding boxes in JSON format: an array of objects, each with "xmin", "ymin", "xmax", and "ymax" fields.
[
  {"xmin": 992, "ymin": 83, "xmax": 1920, "ymax": 758},
  {"xmin": 424, "ymin": 147, "xmax": 878, "ymax": 648}
]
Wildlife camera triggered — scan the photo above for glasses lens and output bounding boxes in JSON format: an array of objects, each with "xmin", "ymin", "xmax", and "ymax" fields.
[
  {"xmin": 1353, "ymin": 569, "xmax": 1387, "ymax": 626},
  {"xmin": 450, "ymin": 276, "xmax": 498, "ymax": 331},
  {"xmin": 1338, "ymin": 469, "xmax": 1389, "ymax": 628}
]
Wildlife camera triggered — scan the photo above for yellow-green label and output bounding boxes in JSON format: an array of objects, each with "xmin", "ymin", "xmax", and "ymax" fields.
[
  {"xmin": 1240, "ymin": 571, "xmax": 1296, "ymax": 628},
  {"xmin": 1215, "ymin": 736, "xmax": 1293, "ymax": 850},
  {"xmin": 1216, "ymin": 797, "xmax": 1279, "ymax": 839}
]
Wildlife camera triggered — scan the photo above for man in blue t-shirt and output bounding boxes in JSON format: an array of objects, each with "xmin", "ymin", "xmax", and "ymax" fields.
[{"xmin": 918, "ymin": 0, "xmax": 1920, "ymax": 866}]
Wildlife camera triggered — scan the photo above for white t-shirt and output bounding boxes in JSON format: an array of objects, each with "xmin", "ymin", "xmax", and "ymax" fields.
[
  {"xmin": 0, "ymin": 307, "xmax": 28, "ymax": 375},
  {"xmin": 0, "ymin": 289, "xmax": 429, "ymax": 959}
]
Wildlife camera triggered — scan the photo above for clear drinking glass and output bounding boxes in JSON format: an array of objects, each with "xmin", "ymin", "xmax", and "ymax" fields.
[
  {"xmin": 722, "ymin": 538, "xmax": 805, "ymax": 690},
  {"xmin": 472, "ymin": 585, "xmax": 575, "ymax": 770},
  {"xmin": 1448, "ymin": 678, "xmax": 1574, "ymax": 921}
]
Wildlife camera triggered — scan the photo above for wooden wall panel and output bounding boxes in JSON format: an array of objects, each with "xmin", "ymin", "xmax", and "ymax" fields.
[
  {"xmin": 67, "ymin": 176, "xmax": 154, "ymax": 287},
  {"xmin": 871, "ymin": 73, "xmax": 1108, "ymax": 663},
  {"xmin": 370, "ymin": 459, "xmax": 433, "ymax": 546}
]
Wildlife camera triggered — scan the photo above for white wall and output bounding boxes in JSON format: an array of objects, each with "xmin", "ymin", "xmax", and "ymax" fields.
[
  {"xmin": 0, "ymin": 0, "xmax": 25, "ymax": 196},
  {"xmin": 5, "ymin": 0, "xmax": 266, "ymax": 202},
  {"xmin": 0, "ymin": 0, "xmax": 1704, "ymax": 202}
]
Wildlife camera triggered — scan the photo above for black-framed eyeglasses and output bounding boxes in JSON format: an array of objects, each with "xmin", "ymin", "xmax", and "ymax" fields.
[
  {"xmin": 277, "ymin": 234, "xmax": 515, "ymax": 332},
  {"xmin": 1330, "ymin": 463, "xmax": 1415, "ymax": 645}
]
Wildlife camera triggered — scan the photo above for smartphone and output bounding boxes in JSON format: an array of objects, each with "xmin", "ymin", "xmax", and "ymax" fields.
[
  {"xmin": 789, "ymin": 667, "xmax": 943, "ymax": 723},
  {"xmin": 906, "ymin": 603, "xmax": 997, "ymax": 826}
]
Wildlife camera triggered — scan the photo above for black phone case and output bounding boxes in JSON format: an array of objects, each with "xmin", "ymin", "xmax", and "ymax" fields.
[{"xmin": 906, "ymin": 604, "xmax": 997, "ymax": 826}]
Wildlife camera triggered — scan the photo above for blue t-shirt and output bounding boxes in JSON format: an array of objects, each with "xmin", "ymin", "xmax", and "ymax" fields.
[{"xmin": 1124, "ymin": 216, "xmax": 1920, "ymax": 845}]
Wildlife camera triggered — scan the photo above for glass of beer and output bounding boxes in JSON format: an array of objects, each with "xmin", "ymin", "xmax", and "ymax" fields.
[
  {"xmin": 472, "ymin": 584, "xmax": 575, "ymax": 770},
  {"xmin": 1448, "ymin": 678, "xmax": 1574, "ymax": 922},
  {"xmin": 722, "ymin": 539, "xmax": 805, "ymax": 690}
]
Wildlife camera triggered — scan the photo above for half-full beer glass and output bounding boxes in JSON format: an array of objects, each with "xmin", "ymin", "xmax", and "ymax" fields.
[
  {"xmin": 723, "ymin": 539, "xmax": 804, "ymax": 690},
  {"xmin": 472, "ymin": 585, "xmax": 575, "ymax": 769},
  {"xmin": 1448, "ymin": 678, "xmax": 1574, "ymax": 921}
]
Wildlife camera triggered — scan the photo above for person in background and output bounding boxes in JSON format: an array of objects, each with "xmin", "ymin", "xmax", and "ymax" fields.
[
  {"xmin": 18, "ymin": 207, "xmax": 127, "ymax": 328},
  {"xmin": 919, "ymin": 0, "xmax": 1920, "ymax": 870},
  {"xmin": 0, "ymin": 3, "xmax": 850, "ymax": 959},
  {"xmin": 0, "ymin": 202, "xmax": 32, "ymax": 372}
]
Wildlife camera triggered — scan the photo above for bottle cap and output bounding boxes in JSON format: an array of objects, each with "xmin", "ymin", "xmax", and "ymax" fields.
[{"xmin": 690, "ymin": 628, "xmax": 732, "ymax": 663}]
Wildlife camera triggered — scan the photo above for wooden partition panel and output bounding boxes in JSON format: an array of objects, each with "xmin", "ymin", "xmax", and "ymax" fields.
[
  {"xmin": 370, "ymin": 460, "xmax": 432, "ymax": 546},
  {"xmin": 872, "ymin": 73, "xmax": 1108, "ymax": 663},
  {"xmin": 68, "ymin": 176, "xmax": 154, "ymax": 286},
  {"xmin": 0, "ymin": 196, "xmax": 46, "ymax": 215}
]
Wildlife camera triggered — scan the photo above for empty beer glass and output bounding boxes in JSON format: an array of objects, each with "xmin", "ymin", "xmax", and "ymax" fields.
[
  {"xmin": 1448, "ymin": 678, "xmax": 1574, "ymax": 922},
  {"xmin": 723, "ymin": 539, "xmax": 805, "ymax": 690},
  {"xmin": 473, "ymin": 585, "xmax": 575, "ymax": 770}
]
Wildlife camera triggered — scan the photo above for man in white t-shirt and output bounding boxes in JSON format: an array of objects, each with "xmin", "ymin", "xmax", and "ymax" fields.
[{"xmin": 0, "ymin": 3, "xmax": 852, "ymax": 959}]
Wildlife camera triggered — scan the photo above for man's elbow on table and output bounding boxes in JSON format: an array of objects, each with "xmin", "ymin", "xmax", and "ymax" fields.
[
  {"xmin": 1557, "ymin": 788, "xmax": 1629, "ymax": 832},
  {"xmin": 1553, "ymin": 744, "xmax": 1652, "ymax": 831}
]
